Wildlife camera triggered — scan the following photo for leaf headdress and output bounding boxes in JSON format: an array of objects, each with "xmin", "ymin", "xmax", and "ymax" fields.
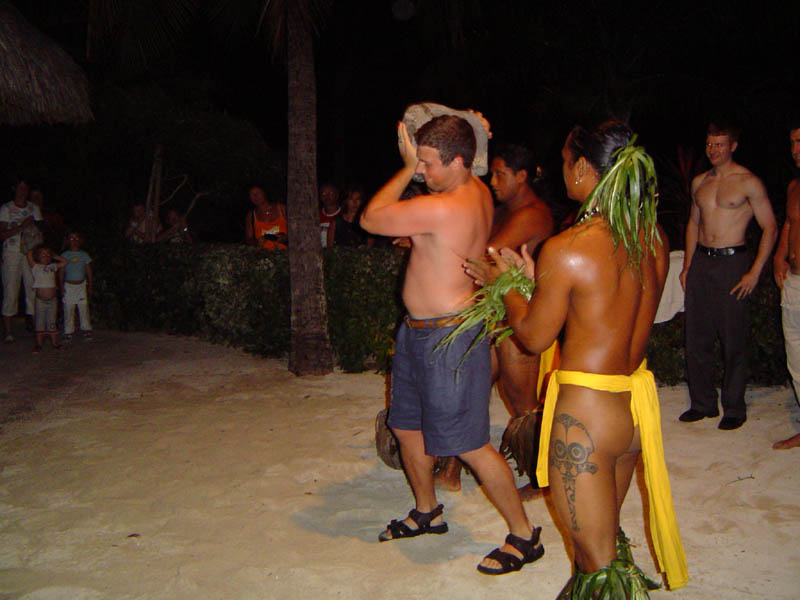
[
  {"xmin": 439, "ymin": 131, "xmax": 660, "ymax": 356},
  {"xmin": 574, "ymin": 134, "xmax": 660, "ymax": 270}
]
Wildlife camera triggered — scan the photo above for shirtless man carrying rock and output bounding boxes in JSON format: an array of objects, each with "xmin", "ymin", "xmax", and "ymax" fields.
[
  {"xmin": 361, "ymin": 115, "xmax": 544, "ymax": 575},
  {"xmin": 678, "ymin": 122, "xmax": 777, "ymax": 431},
  {"xmin": 772, "ymin": 122, "xmax": 800, "ymax": 450}
]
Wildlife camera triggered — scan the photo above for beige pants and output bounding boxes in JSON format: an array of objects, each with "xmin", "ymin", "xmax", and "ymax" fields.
[
  {"xmin": 63, "ymin": 281, "xmax": 92, "ymax": 334},
  {"xmin": 781, "ymin": 272, "xmax": 800, "ymax": 397}
]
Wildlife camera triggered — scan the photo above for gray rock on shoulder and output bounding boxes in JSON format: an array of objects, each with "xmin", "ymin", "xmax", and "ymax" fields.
[{"xmin": 402, "ymin": 103, "xmax": 489, "ymax": 182}]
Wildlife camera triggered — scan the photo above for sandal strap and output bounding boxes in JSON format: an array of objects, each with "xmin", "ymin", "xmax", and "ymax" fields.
[
  {"xmin": 484, "ymin": 547, "xmax": 522, "ymax": 572},
  {"xmin": 407, "ymin": 503, "xmax": 444, "ymax": 529},
  {"xmin": 386, "ymin": 519, "xmax": 413, "ymax": 538},
  {"xmin": 505, "ymin": 526, "xmax": 542, "ymax": 555}
]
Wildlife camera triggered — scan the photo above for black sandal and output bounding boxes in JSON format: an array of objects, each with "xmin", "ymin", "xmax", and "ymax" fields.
[
  {"xmin": 476, "ymin": 526, "xmax": 545, "ymax": 575},
  {"xmin": 378, "ymin": 503, "xmax": 448, "ymax": 542}
]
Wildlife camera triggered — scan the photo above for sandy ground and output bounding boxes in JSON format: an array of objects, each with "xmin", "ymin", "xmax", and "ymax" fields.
[{"xmin": 1, "ymin": 328, "xmax": 799, "ymax": 599}]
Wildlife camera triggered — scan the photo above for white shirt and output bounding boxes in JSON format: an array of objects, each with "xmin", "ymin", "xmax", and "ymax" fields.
[{"xmin": 0, "ymin": 201, "xmax": 42, "ymax": 254}]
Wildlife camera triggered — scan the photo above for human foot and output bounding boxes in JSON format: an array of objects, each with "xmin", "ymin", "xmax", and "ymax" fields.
[
  {"xmin": 477, "ymin": 527, "xmax": 544, "ymax": 575},
  {"xmin": 378, "ymin": 504, "xmax": 448, "ymax": 541},
  {"xmin": 773, "ymin": 433, "xmax": 800, "ymax": 450}
]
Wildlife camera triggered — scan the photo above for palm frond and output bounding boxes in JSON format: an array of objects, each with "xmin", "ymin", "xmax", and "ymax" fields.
[
  {"xmin": 576, "ymin": 135, "xmax": 660, "ymax": 272},
  {"xmin": 616, "ymin": 529, "xmax": 662, "ymax": 591},
  {"xmin": 567, "ymin": 558, "xmax": 653, "ymax": 599},
  {"xmin": 436, "ymin": 261, "xmax": 534, "ymax": 359}
]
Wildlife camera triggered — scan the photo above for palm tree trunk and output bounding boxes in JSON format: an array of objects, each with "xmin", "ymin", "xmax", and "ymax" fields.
[{"xmin": 286, "ymin": 3, "xmax": 333, "ymax": 375}]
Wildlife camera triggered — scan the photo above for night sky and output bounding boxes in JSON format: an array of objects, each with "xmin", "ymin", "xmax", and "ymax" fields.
[{"xmin": 7, "ymin": 0, "xmax": 800, "ymax": 238}]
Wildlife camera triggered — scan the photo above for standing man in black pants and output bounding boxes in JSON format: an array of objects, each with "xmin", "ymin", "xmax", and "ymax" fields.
[{"xmin": 679, "ymin": 123, "xmax": 777, "ymax": 430}]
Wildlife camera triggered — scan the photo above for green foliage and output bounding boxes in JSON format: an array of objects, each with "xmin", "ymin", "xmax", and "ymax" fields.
[
  {"xmin": 438, "ymin": 262, "xmax": 534, "ymax": 356},
  {"xmin": 577, "ymin": 136, "xmax": 659, "ymax": 270},
  {"xmin": 90, "ymin": 242, "xmax": 789, "ymax": 383},
  {"xmin": 323, "ymin": 247, "xmax": 406, "ymax": 372},
  {"xmin": 563, "ymin": 558, "xmax": 653, "ymax": 599},
  {"xmin": 93, "ymin": 242, "xmax": 290, "ymax": 354},
  {"xmin": 92, "ymin": 244, "xmax": 405, "ymax": 370}
]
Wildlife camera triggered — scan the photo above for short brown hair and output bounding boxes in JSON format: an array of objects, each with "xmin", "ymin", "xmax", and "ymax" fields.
[
  {"xmin": 415, "ymin": 115, "xmax": 476, "ymax": 168},
  {"xmin": 707, "ymin": 122, "xmax": 740, "ymax": 143}
]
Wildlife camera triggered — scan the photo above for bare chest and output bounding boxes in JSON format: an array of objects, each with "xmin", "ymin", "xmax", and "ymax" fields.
[{"xmin": 696, "ymin": 176, "xmax": 749, "ymax": 212}]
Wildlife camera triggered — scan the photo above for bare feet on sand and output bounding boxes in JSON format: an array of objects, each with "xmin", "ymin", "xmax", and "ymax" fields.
[{"xmin": 773, "ymin": 433, "xmax": 800, "ymax": 450}]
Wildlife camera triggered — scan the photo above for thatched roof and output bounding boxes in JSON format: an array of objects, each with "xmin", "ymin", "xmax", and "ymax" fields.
[{"xmin": 0, "ymin": 1, "xmax": 92, "ymax": 125}]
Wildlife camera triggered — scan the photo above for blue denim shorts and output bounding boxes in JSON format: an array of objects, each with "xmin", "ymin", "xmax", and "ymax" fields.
[{"xmin": 388, "ymin": 319, "xmax": 491, "ymax": 457}]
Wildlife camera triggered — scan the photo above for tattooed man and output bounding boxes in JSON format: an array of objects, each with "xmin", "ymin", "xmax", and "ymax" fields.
[{"xmin": 469, "ymin": 120, "xmax": 688, "ymax": 595}]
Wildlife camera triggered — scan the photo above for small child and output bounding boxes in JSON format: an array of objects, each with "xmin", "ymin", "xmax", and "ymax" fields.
[
  {"xmin": 26, "ymin": 245, "xmax": 67, "ymax": 352},
  {"xmin": 60, "ymin": 232, "xmax": 94, "ymax": 341}
]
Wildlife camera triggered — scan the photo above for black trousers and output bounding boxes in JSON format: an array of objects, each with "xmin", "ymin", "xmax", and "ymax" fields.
[{"xmin": 684, "ymin": 250, "xmax": 750, "ymax": 418}]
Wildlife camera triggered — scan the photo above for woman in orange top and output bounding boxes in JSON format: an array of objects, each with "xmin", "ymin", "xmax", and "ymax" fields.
[{"xmin": 244, "ymin": 186, "xmax": 287, "ymax": 251}]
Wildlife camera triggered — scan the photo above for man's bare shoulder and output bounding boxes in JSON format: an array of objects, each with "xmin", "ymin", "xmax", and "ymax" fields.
[
  {"xmin": 734, "ymin": 168, "xmax": 769, "ymax": 203},
  {"xmin": 518, "ymin": 197, "xmax": 552, "ymax": 219},
  {"xmin": 432, "ymin": 176, "xmax": 488, "ymax": 203},
  {"xmin": 733, "ymin": 165, "xmax": 763, "ymax": 184},
  {"xmin": 691, "ymin": 170, "xmax": 711, "ymax": 193},
  {"xmin": 540, "ymin": 220, "xmax": 610, "ymax": 269}
]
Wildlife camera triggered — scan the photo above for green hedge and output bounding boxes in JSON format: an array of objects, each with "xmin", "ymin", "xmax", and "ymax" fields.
[
  {"xmin": 93, "ymin": 243, "xmax": 406, "ymax": 370},
  {"xmin": 93, "ymin": 243, "xmax": 789, "ymax": 385}
]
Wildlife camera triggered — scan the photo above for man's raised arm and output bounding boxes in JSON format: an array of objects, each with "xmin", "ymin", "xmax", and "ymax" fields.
[{"xmin": 360, "ymin": 123, "xmax": 418, "ymax": 235}]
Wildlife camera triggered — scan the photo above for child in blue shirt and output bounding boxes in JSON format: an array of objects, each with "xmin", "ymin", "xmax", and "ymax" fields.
[{"xmin": 60, "ymin": 231, "xmax": 94, "ymax": 340}]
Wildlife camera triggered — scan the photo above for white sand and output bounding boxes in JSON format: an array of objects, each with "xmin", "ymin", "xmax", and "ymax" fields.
[{"xmin": 1, "ymin": 330, "xmax": 799, "ymax": 599}]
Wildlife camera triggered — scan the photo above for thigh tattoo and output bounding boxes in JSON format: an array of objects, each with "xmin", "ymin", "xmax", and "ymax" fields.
[{"xmin": 550, "ymin": 413, "xmax": 598, "ymax": 531}]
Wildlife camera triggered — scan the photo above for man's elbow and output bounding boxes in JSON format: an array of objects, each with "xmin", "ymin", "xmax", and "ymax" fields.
[
  {"xmin": 360, "ymin": 213, "xmax": 376, "ymax": 234},
  {"xmin": 516, "ymin": 331, "xmax": 549, "ymax": 355},
  {"xmin": 765, "ymin": 223, "xmax": 779, "ymax": 245},
  {"xmin": 508, "ymin": 321, "xmax": 543, "ymax": 354}
]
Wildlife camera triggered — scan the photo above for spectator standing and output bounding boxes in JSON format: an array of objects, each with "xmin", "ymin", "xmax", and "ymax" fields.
[
  {"xmin": 60, "ymin": 232, "xmax": 93, "ymax": 341},
  {"xmin": 26, "ymin": 245, "xmax": 67, "ymax": 352},
  {"xmin": 679, "ymin": 123, "xmax": 777, "ymax": 430},
  {"xmin": 772, "ymin": 122, "xmax": 800, "ymax": 450},
  {"xmin": 244, "ymin": 186, "xmax": 287, "ymax": 250},
  {"xmin": 158, "ymin": 209, "xmax": 194, "ymax": 244},
  {"xmin": 319, "ymin": 183, "xmax": 341, "ymax": 248},
  {"xmin": 125, "ymin": 203, "xmax": 161, "ymax": 243},
  {"xmin": 327, "ymin": 186, "xmax": 373, "ymax": 248},
  {"xmin": 1, "ymin": 180, "xmax": 42, "ymax": 341}
]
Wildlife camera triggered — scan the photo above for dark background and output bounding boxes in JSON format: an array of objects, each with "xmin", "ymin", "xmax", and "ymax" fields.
[{"xmin": 4, "ymin": 0, "xmax": 799, "ymax": 245}]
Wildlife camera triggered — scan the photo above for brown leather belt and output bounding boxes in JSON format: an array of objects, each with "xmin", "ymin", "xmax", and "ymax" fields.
[
  {"xmin": 404, "ymin": 314, "xmax": 465, "ymax": 329},
  {"xmin": 697, "ymin": 244, "xmax": 747, "ymax": 257}
]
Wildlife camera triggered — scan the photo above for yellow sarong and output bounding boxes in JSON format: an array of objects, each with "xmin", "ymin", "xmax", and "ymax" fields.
[
  {"xmin": 535, "ymin": 360, "xmax": 689, "ymax": 590},
  {"xmin": 536, "ymin": 340, "xmax": 560, "ymax": 398}
]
